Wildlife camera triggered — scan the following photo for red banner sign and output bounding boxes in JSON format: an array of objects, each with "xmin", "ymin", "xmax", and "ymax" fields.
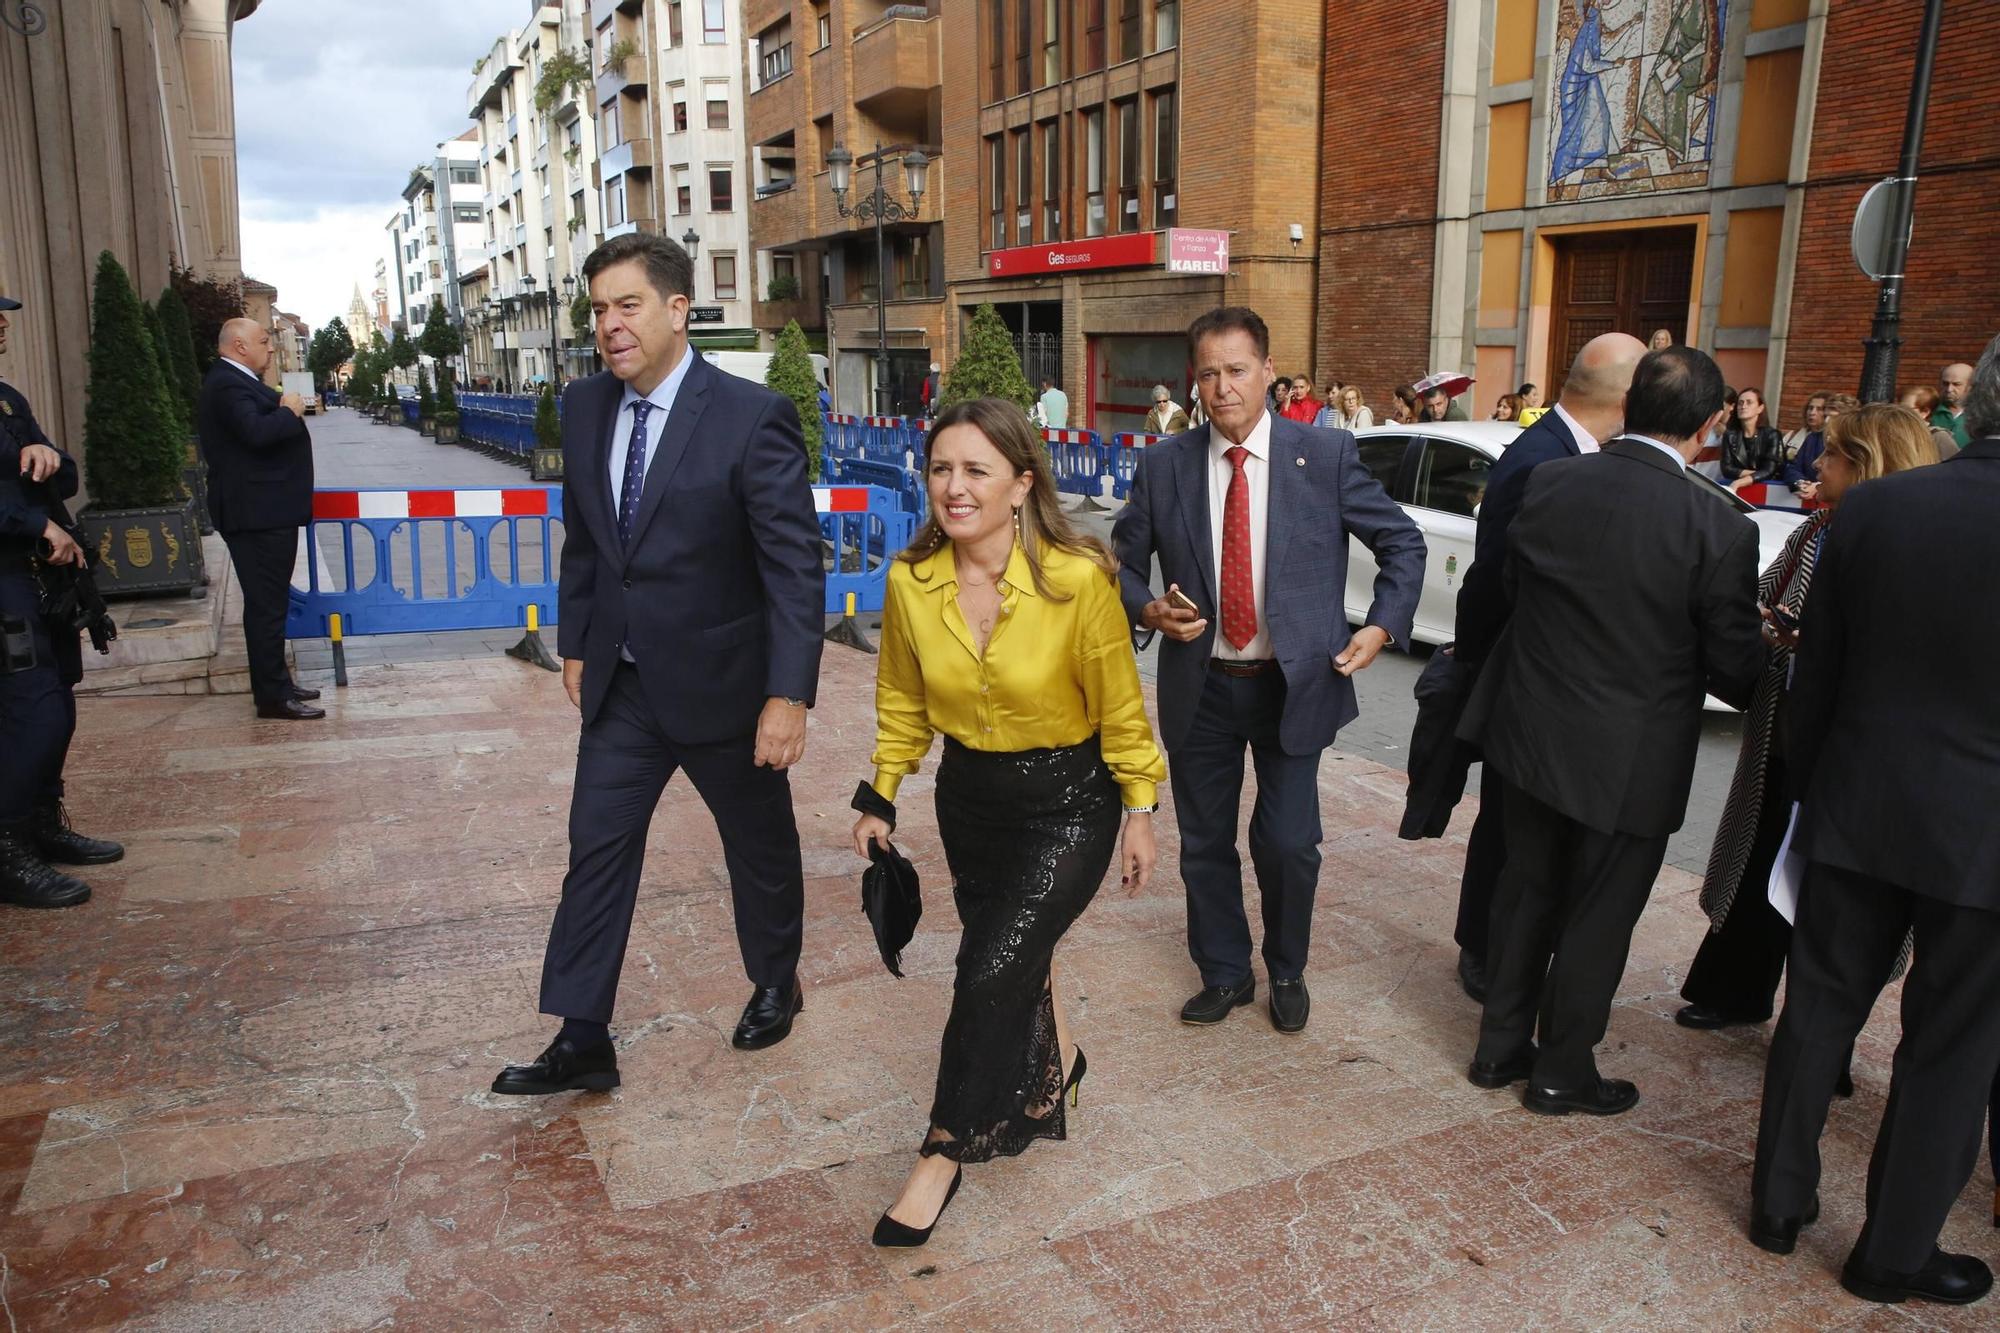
[{"xmin": 987, "ymin": 232, "xmax": 1160, "ymax": 277}]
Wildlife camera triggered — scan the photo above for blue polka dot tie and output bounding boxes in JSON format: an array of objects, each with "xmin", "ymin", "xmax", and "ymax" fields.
[{"xmin": 617, "ymin": 399, "xmax": 656, "ymax": 545}]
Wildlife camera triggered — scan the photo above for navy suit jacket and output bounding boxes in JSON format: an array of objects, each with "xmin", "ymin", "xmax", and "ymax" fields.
[
  {"xmin": 197, "ymin": 361, "xmax": 313, "ymax": 533},
  {"xmin": 1112, "ymin": 414, "xmax": 1426, "ymax": 756},
  {"xmin": 1452, "ymin": 409, "xmax": 1585, "ymax": 666},
  {"xmin": 555, "ymin": 355, "xmax": 824, "ymax": 741}
]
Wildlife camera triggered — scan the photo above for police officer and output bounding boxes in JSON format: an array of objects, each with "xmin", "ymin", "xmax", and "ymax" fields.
[{"xmin": 0, "ymin": 294, "xmax": 123, "ymax": 909}]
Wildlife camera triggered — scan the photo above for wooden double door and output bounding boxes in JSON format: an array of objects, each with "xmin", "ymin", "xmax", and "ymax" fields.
[{"xmin": 1547, "ymin": 226, "xmax": 1696, "ymax": 399}]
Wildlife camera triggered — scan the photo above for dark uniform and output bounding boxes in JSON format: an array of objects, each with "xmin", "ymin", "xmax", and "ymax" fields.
[{"xmin": 0, "ymin": 328, "xmax": 125, "ymax": 908}]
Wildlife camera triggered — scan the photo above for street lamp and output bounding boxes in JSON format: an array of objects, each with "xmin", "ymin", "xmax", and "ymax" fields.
[{"xmin": 826, "ymin": 141, "xmax": 928, "ymax": 416}]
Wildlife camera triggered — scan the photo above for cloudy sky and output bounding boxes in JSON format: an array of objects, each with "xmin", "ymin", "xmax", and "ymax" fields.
[{"xmin": 234, "ymin": 0, "xmax": 529, "ymax": 332}]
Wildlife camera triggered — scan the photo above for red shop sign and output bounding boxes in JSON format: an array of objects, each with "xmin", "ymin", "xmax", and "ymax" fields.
[{"xmin": 987, "ymin": 232, "xmax": 1160, "ymax": 277}]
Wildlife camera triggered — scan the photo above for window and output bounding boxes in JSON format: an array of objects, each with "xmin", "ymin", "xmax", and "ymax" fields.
[
  {"xmin": 708, "ymin": 167, "xmax": 733, "ymax": 211},
  {"xmin": 816, "ymin": 6, "xmax": 831, "ymax": 49},
  {"xmin": 449, "ymin": 165, "xmax": 480, "ymax": 186},
  {"xmin": 672, "ymin": 90, "xmax": 688, "ymax": 133},
  {"xmin": 1357, "ymin": 436, "xmax": 1411, "ymax": 493},
  {"xmin": 713, "ymin": 254, "xmax": 738, "ymax": 300},
  {"xmin": 772, "ymin": 252, "xmax": 798, "ymax": 281},
  {"xmin": 1414, "ymin": 439, "xmax": 1493, "ymax": 517},
  {"xmin": 1116, "ymin": 99, "xmax": 1139, "ymax": 233},
  {"xmin": 1014, "ymin": 0, "xmax": 1030, "ymax": 96},
  {"xmin": 606, "ymin": 176, "xmax": 627, "ymax": 227},
  {"xmin": 1084, "ymin": 108, "xmax": 1106, "ymax": 236},
  {"xmin": 1014, "ymin": 129, "xmax": 1032, "ymax": 245},
  {"xmin": 760, "ymin": 42, "xmax": 792, "ymax": 85},
  {"xmin": 599, "ymin": 100, "xmax": 622, "ymax": 150},
  {"xmin": 570, "ymin": 189, "xmax": 586, "ymax": 225},
  {"xmin": 1118, "ymin": 0, "xmax": 1141, "ymax": 61},
  {"xmin": 707, "ymin": 90, "xmax": 731, "ymax": 128},
  {"xmin": 677, "ymin": 181, "xmax": 692, "ymax": 213},
  {"xmin": 703, "ymin": 0, "xmax": 726, "ymax": 43},
  {"xmin": 1042, "ymin": 0, "xmax": 1061, "ymax": 84},
  {"xmin": 987, "ymin": 0, "xmax": 1005, "ymax": 103},
  {"xmin": 667, "ymin": 0, "xmax": 683, "ymax": 46},
  {"xmin": 1083, "ymin": 0, "xmax": 1106, "ymax": 72},
  {"xmin": 988, "ymin": 135, "xmax": 1006, "ymax": 249},
  {"xmin": 1153, "ymin": 89, "xmax": 1178, "ymax": 227},
  {"xmin": 1153, "ymin": 0, "xmax": 1179, "ymax": 50},
  {"xmin": 895, "ymin": 233, "xmax": 928, "ymax": 299},
  {"xmin": 454, "ymin": 203, "xmax": 482, "ymax": 222},
  {"xmin": 1041, "ymin": 120, "xmax": 1061, "ymax": 239}
]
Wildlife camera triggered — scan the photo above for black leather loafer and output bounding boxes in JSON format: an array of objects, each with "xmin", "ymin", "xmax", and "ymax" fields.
[
  {"xmin": 1674, "ymin": 1004, "xmax": 1765, "ymax": 1030},
  {"xmin": 732, "ymin": 980, "xmax": 804, "ymax": 1050},
  {"xmin": 1748, "ymin": 1194, "xmax": 1819, "ymax": 1255},
  {"xmin": 1269, "ymin": 978, "xmax": 1310, "ymax": 1033},
  {"xmin": 491, "ymin": 1036, "xmax": 620, "ymax": 1095},
  {"xmin": 1180, "ymin": 978, "xmax": 1255, "ymax": 1025},
  {"xmin": 1841, "ymin": 1248, "xmax": 1993, "ymax": 1305},
  {"xmin": 256, "ymin": 697, "xmax": 325, "ymax": 720},
  {"xmin": 1467, "ymin": 1046, "xmax": 1537, "ymax": 1090},
  {"xmin": 1457, "ymin": 948, "xmax": 1488, "ymax": 1003},
  {"xmin": 287, "ymin": 684, "xmax": 323, "ymax": 701},
  {"xmin": 1522, "ymin": 1077, "xmax": 1639, "ymax": 1117}
]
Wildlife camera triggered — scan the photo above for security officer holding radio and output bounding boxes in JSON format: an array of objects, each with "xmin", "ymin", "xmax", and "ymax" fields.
[{"xmin": 0, "ymin": 294, "xmax": 125, "ymax": 909}]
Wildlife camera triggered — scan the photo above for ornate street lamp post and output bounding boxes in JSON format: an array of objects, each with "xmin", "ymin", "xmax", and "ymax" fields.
[
  {"xmin": 520, "ymin": 271, "xmax": 578, "ymax": 388},
  {"xmin": 826, "ymin": 141, "xmax": 929, "ymax": 416}
]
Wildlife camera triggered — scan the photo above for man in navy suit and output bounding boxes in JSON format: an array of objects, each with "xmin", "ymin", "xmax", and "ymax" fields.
[
  {"xmin": 1448, "ymin": 332, "xmax": 1645, "ymax": 1000},
  {"xmin": 1113, "ymin": 307, "xmax": 1425, "ymax": 1033},
  {"xmin": 198, "ymin": 318, "xmax": 321, "ymax": 720},
  {"xmin": 493, "ymin": 234, "xmax": 825, "ymax": 1095}
]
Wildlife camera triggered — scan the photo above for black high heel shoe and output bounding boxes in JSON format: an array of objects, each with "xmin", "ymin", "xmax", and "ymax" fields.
[
  {"xmin": 1063, "ymin": 1047, "xmax": 1088, "ymax": 1107},
  {"xmin": 872, "ymin": 1165, "xmax": 962, "ymax": 1248}
]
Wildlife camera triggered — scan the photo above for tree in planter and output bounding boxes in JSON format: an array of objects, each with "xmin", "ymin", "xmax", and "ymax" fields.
[
  {"xmin": 142, "ymin": 301, "xmax": 192, "ymax": 443},
  {"xmin": 569, "ymin": 291, "xmax": 593, "ymax": 340},
  {"xmin": 82, "ymin": 252, "xmax": 183, "ymax": 508},
  {"xmin": 534, "ymin": 382, "xmax": 561, "ymax": 452},
  {"xmin": 389, "ymin": 324, "xmax": 418, "ymax": 383},
  {"xmin": 168, "ymin": 261, "xmax": 245, "ymax": 372},
  {"xmin": 937, "ymin": 303, "xmax": 1034, "ymax": 413},
  {"xmin": 434, "ymin": 367, "xmax": 460, "ymax": 433},
  {"xmin": 417, "ymin": 296, "xmax": 462, "ymax": 388},
  {"xmin": 155, "ymin": 286, "xmax": 203, "ymax": 419},
  {"xmin": 765, "ymin": 320, "xmax": 824, "ymax": 482},
  {"xmin": 416, "ymin": 365, "xmax": 435, "ymax": 420}
]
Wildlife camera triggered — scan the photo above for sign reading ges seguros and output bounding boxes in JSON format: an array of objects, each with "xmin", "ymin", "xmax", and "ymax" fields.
[{"xmin": 986, "ymin": 229, "xmax": 1234, "ymax": 278}]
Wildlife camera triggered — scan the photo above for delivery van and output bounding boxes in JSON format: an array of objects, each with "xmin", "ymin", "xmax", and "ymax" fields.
[{"xmin": 701, "ymin": 350, "xmax": 831, "ymax": 396}]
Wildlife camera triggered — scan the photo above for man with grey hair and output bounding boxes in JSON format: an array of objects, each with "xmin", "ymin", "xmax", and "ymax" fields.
[
  {"xmin": 1749, "ymin": 332, "xmax": 2000, "ymax": 1305},
  {"xmin": 1931, "ymin": 361, "xmax": 1972, "ymax": 450}
]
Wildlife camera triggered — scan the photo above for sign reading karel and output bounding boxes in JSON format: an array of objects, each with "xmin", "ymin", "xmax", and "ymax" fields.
[
  {"xmin": 987, "ymin": 232, "xmax": 1158, "ymax": 277},
  {"xmin": 1165, "ymin": 228, "xmax": 1230, "ymax": 275}
]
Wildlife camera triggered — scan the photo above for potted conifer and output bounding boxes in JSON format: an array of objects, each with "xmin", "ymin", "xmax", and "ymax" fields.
[
  {"xmin": 765, "ymin": 321, "xmax": 825, "ymax": 482},
  {"xmin": 434, "ymin": 371, "xmax": 461, "ymax": 444},
  {"xmin": 156, "ymin": 286, "xmax": 211, "ymax": 535},
  {"xmin": 530, "ymin": 382, "xmax": 563, "ymax": 479},
  {"xmin": 416, "ymin": 365, "xmax": 436, "ymax": 436}
]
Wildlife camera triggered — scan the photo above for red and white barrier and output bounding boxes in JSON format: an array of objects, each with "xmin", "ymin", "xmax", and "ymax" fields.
[
  {"xmin": 812, "ymin": 486, "xmax": 872, "ymax": 513},
  {"xmin": 311, "ymin": 488, "xmax": 552, "ymax": 520}
]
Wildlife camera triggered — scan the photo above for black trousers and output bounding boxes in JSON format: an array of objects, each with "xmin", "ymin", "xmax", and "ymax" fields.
[
  {"xmin": 1474, "ymin": 777, "xmax": 1668, "ymax": 1088},
  {"xmin": 221, "ymin": 526, "xmax": 298, "ymax": 706},
  {"xmin": 538, "ymin": 661, "xmax": 804, "ymax": 1024},
  {"xmin": 1168, "ymin": 667, "xmax": 1323, "ymax": 988},
  {"xmin": 1453, "ymin": 764, "xmax": 1506, "ymax": 959},
  {"xmin": 0, "ymin": 573, "xmax": 74, "ymax": 824},
  {"xmin": 1752, "ymin": 862, "xmax": 2000, "ymax": 1272},
  {"xmin": 1682, "ymin": 755, "xmax": 1797, "ymax": 1019}
]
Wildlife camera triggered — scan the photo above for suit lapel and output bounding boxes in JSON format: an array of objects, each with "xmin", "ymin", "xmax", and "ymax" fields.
[
  {"xmin": 1265, "ymin": 416, "xmax": 1304, "ymax": 586},
  {"xmin": 621, "ymin": 353, "xmax": 713, "ymax": 561},
  {"xmin": 1173, "ymin": 430, "xmax": 1217, "ymax": 611},
  {"xmin": 576, "ymin": 375, "xmax": 623, "ymax": 552}
]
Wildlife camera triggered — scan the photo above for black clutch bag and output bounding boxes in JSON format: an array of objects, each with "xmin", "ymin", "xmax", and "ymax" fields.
[{"xmin": 861, "ymin": 838, "xmax": 921, "ymax": 978}]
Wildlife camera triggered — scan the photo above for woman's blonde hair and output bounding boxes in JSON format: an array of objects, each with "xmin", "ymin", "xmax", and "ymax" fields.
[
  {"xmin": 1822, "ymin": 402, "xmax": 1939, "ymax": 483},
  {"xmin": 899, "ymin": 397, "xmax": 1115, "ymax": 598}
]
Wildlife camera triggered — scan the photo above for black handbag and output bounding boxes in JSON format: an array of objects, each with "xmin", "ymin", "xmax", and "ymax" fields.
[{"xmin": 860, "ymin": 838, "xmax": 922, "ymax": 978}]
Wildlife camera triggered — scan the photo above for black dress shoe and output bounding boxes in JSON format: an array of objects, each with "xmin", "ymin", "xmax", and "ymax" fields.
[
  {"xmin": 1180, "ymin": 978, "xmax": 1255, "ymax": 1025},
  {"xmin": 732, "ymin": 980, "xmax": 804, "ymax": 1050},
  {"xmin": 1457, "ymin": 948, "xmax": 1488, "ymax": 1003},
  {"xmin": 32, "ymin": 802, "xmax": 124, "ymax": 866},
  {"xmin": 1841, "ymin": 1248, "xmax": 1993, "ymax": 1305},
  {"xmin": 1748, "ymin": 1194, "xmax": 1819, "ymax": 1255},
  {"xmin": 0, "ymin": 832, "xmax": 91, "ymax": 909},
  {"xmin": 256, "ymin": 697, "xmax": 325, "ymax": 720},
  {"xmin": 1467, "ymin": 1046, "xmax": 1537, "ymax": 1090},
  {"xmin": 1522, "ymin": 1077, "xmax": 1640, "ymax": 1117},
  {"xmin": 872, "ymin": 1165, "xmax": 962, "ymax": 1248},
  {"xmin": 1269, "ymin": 977, "xmax": 1310, "ymax": 1033},
  {"xmin": 287, "ymin": 684, "xmax": 322, "ymax": 701},
  {"xmin": 1674, "ymin": 1003, "xmax": 1765, "ymax": 1030},
  {"xmin": 490, "ymin": 1036, "xmax": 620, "ymax": 1095}
]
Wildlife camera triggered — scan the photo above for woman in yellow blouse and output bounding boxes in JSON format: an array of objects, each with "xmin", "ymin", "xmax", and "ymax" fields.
[{"xmin": 850, "ymin": 396, "xmax": 1165, "ymax": 1248}]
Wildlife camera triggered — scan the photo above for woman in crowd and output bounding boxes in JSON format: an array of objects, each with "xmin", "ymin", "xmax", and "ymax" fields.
[
  {"xmin": 1782, "ymin": 392, "xmax": 1827, "ymax": 461},
  {"xmin": 851, "ymin": 397, "xmax": 1164, "ymax": 1248},
  {"xmin": 1145, "ymin": 384, "xmax": 1190, "ymax": 435},
  {"xmin": 1899, "ymin": 384, "xmax": 1961, "ymax": 459},
  {"xmin": 1649, "ymin": 327, "xmax": 1675, "ymax": 352},
  {"xmin": 1282, "ymin": 373, "xmax": 1322, "ymax": 423},
  {"xmin": 1390, "ymin": 384, "xmax": 1421, "ymax": 424},
  {"xmin": 1784, "ymin": 392, "xmax": 1861, "ymax": 499},
  {"xmin": 1317, "ymin": 384, "xmax": 1374, "ymax": 430},
  {"xmin": 1721, "ymin": 387, "xmax": 1786, "ymax": 491},
  {"xmin": 1677, "ymin": 404, "xmax": 1940, "ymax": 1052},
  {"xmin": 1490, "ymin": 393, "xmax": 1521, "ymax": 424}
]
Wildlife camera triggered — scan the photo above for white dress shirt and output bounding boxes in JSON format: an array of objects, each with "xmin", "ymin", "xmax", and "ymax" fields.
[
  {"xmin": 1623, "ymin": 432, "xmax": 1689, "ymax": 470},
  {"xmin": 220, "ymin": 355, "xmax": 264, "ymax": 386},
  {"xmin": 1207, "ymin": 409, "xmax": 1274, "ymax": 661},
  {"xmin": 1550, "ymin": 402, "xmax": 1600, "ymax": 455},
  {"xmin": 607, "ymin": 343, "xmax": 695, "ymax": 503}
]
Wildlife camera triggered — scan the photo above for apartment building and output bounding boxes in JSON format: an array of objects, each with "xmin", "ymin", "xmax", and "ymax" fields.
[
  {"xmin": 467, "ymin": 1, "xmax": 605, "ymax": 389},
  {"xmin": 384, "ymin": 133, "xmax": 487, "ymax": 340},
  {"xmin": 940, "ymin": 0, "xmax": 1323, "ymax": 438},
  {"xmin": 590, "ymin": 0, "xmax": 757, "ymax": 351},
  {"xmin": 744, "ymin": 0, "xmax": 946, "ymax": 414}
]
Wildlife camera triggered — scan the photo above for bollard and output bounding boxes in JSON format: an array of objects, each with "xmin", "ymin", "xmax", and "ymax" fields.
[
  {"xmin": 328, "ymin": 612, "xmax": 349, "ymax": 688},
  {"xmin": 505, "ymin": 602, "xmax": 561, "ymax": 672},
  {"xmin": 824, "ymin": 589, "xmax": 876, "ymax": 654}
]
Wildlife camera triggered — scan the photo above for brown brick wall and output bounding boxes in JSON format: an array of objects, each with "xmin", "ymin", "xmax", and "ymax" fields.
[
  {"xmin": 1783, "ymin": 0, "xmax": 2000, "ymax": 405},
  {"xmin": 1314, "ymin": 0, "xmax": 1445, "ymax": 404}
]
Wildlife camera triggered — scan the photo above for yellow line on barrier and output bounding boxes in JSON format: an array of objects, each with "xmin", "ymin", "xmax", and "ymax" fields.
[
  {"xmin": 330, "ymin": 612, "xmax": 343, "ymax": 643},
  {"xmin": 844, "ymin": 591, "xmax": 856, "ymax": 618},
  {"xmin": 527, "ymin": 604, "xmax": 540, "ymax": 633}
]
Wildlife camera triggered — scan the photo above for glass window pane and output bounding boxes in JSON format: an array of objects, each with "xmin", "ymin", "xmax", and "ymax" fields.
[{"xmin": 1413, "ymin": 439, "xmax": 1492, "ymax": 517}]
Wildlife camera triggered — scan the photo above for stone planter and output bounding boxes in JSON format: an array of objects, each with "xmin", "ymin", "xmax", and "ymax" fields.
[
  {"xmin": 531, "ymin": 445, "xmax": 565, "ymax": 481},
  {"xmin": 419, "ymin": 415, "xmax": 436, "ymax": 436},
  {"xmin": 77, "ymin": 494, "xmax": 204, "ymax": 600},
  {"xmin": 435, "ymin": 419, "xmax": 460, "ymax": 444}
]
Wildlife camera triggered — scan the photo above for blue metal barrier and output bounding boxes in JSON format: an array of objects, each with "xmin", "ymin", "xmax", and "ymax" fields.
[
  {"xmin": 817, "ymin": 484, "xmax": 913, "ymax": 614},
  {"xmin": 1108, "ymin": 433, "xmax": 1166, "ymax": 499},
  {"xmin": 1043, "ymin": 427, "xmax": 1107, "ymax": 499},
  {"xmin": 827, "ymin": 455, "xmax": 927, "ymax": 523}
]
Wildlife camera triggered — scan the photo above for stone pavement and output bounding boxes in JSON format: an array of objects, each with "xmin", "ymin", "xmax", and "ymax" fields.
[{"xmin": 1, "ymin": 641, "xmax": 1992, "ymax": 1330}]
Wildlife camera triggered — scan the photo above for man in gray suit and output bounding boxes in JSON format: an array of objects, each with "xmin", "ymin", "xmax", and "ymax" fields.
[{"xmin": 1113, "ymin": 307, "xmax": 1426, "ymax": 1032}]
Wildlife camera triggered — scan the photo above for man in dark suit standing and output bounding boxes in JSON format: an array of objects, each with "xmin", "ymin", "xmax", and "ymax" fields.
[
  {"xmin": 197, "ymin": 317, "xmax": 321, "ymax": 720},
  {"xmin": 1747, "ymin": 335, "xmax": 2000, "ymax": 1307},
  {"xmin": 1113, "ymin": 306, "xmax": 1425, "ymax": 1034},
  {"xmin": 493, "ymin": 233, "xmax": 824, "ymax": 1096},
  {"xmin": 1448, "ymin": 332, "xmax": 1645, "ymax": 1001},
  {"xmin": 1459, "ymin": 345, "xmax": 1762, "ymax": 1114}
]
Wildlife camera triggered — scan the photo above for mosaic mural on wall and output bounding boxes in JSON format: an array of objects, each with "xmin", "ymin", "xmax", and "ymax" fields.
[{"xmin": 1548, "ymin": 0, "xmax": 1727, "ymax": 202}]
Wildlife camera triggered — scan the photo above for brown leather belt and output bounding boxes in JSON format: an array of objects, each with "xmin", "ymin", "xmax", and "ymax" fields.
[{"xmin": 1209, "ymin": 658, "xmax": 1276, "ymax": 677}]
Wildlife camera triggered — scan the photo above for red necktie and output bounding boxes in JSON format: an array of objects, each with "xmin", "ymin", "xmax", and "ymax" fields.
[{"xmin": 1220, "ymin": 445, "xmax": 1256, "ymax": 650}]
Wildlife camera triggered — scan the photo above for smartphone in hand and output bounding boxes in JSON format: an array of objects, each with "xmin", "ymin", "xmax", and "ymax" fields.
[{"xmin": 1167, "ymin": 586, "xmax": 1201, "ymax": 618}]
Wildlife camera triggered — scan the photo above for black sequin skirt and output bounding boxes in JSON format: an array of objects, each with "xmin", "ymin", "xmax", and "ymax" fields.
[{"xmin": 922, "ymin": 734, "xmax": 1120, "ymax": 1163}]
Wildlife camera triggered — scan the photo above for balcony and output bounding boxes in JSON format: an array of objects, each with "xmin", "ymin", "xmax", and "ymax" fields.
[
  {"xmin": 750, "ymin": 171, "xmax": 816, "ymax": 250},
  {"xmin": 594, "ymin": 54, "xmax": 646, "ymax": 108},
  {"xmin": 851, "ymin": 13, "xmax": 939, "ymax": 117},
  {"xmin": 507, "ymin": 114, "xmax": 519, "ymax": 141},
  {"xmin": 603, "ymin": 207, "xmax": 661, "ymax": 241},
  {"xmin": 600, "ymin": 135, "xmax": 655, "ymax": 180},
  {"xmin": 753, "ymin": 280, "xmax": 824, "ymax": 332},
  {"xmin": 467, "ymin": 38, "xmax": 521, "ymax": 116},
  {"xmin": 533, "ymin": 139, "xmax": 549, "ymax": 170},
  {"xmin": 511, "ymin": 169, "xmax": 524, "ymax": 193},
  {"xmin": 589, "ymin": 0, "xmax": 643, "ymax": 25},
  {"xmin": 747, "ymin": 52, "xmax": 805, "ymax": 145}
]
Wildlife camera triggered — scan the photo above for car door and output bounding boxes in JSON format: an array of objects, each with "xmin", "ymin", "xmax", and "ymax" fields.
[
  {"xmin": 1405, "ymin": 435, "xmax": 1493, "ymax": 642},
  {"xmin": 1344, "ymin": 433, "xmax": 1417, "ymax": 629}
]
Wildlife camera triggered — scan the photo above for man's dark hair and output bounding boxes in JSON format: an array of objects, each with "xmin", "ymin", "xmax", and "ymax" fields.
[
  {"xmin": 581, "ymin": 232, "xmax": 692, "ymax": 302},
  {"xmin": 1188, "ymin": 306, "xmax": 1270, "ymax": 360},
  {"xmin": 1623, "ymin": 345, "xmax": 1726, "ymax": 442},
  {"xmin": 1964, "ymin": 330, "xmax": 2000, "ymax": 441}
]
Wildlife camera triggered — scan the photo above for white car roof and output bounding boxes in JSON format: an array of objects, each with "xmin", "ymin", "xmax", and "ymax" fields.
[{"xmin": 1354, "ymin": 421, "xmax": 1522, "ymax": 457}]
